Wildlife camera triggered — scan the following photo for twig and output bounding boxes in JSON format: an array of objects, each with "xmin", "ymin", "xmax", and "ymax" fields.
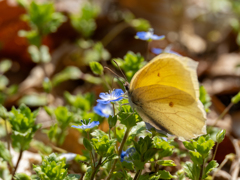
[
  {"xmin": 105, "ymin": 128, "xmax": 131, "ymax": 180},
  {"xmin": 12, "ymin": 148, "xmax": 23, "ymax": 179},
  {"xmin": 212, "ymin": 143, "xmax": 219, "ymax": 161},
  {"xmin": 230, "ymin": 138, "xmax": 240, "ymax": 180},
  {"xmin": 199, "ymin": 159, "xmax": 205, "ymax": 180},
  {"xmin": 213, "ymin": 102, "xmax": 234, "ymax": 126},
  {"xmin": 101, "ymin": 22, "xmax": 129, "ymax": 47},
  {"xmin": 133, "ymin": 169, "xmax": 142, "ymax": 180},
  {"xmin": 90, "ymin": 156, "xmax": 102, "ymax": 180}
]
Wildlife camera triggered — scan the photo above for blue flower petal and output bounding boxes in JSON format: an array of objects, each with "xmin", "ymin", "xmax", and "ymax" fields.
[
  {"xmin": 152, "ymin": 48, "xmax": 181, "ymax": 56},
  {"xmin": 72, "ymin": 121, "xmax": 100, "ymax": 130},
  {"xmin": 136, "ymin": 29, "xmax": 165, "ymax": 41},
  {"xmin": 93, "ymin": 103, "xmax": 113, "ymax": 118},
  {"xmin": 96, "ymin": 89, "xmax": 124, "ymax": 104},
  {"xmin": 99, "ymin": 93, "xmax": 110, "ymax": 100},
  {"xmin": 152, "ymin": 48, "xmax": 163, "ymax": 54}
]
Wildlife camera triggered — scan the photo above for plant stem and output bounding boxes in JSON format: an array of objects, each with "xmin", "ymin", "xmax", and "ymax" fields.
[
  {"xmin": 212, "ymin": 155, "xmax": 230, "ymax": 179},
  {"xmin": 199, "ymin": 159, "xmax": 205, "ymax": 180},
  {"xmin": 101, "ymin": 22, "xmax": 130, "ymax": 47},
  {"xmin": 133, "ymin": 169, "xmax": 142, "ymax": 180},
  {"xmin": 213, "ymin": 102, "xmax": 234, "ymax": 126},
  {"xmin": 12, "ymin": 148, "xmax": 23, "ymax": 179},
  {"xmin": 105, "ymin": 128, "xmax": 131, "ymax": 180},
  {"xmin": 212, "ymin": 142, "xmax": 219, "ymax": 161},
  {"xmin": 90, "ymin": 156, "xmax": 102, "ymax": 180}
]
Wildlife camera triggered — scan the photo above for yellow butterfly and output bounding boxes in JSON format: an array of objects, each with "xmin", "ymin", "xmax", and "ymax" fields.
[{"xmin": 124, "ymin": 53, "xmax": 206, "ymax": 141}]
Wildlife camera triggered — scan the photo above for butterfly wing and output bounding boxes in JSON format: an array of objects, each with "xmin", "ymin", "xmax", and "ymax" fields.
[
  {"xmin": 130, "ymin": 84, "xmax": 206, "ymax": 141},
  {"xmin": 130, "ymin": 53, "xmax": 200, "ymax": 101},
  {"xmin": 129, "ymin": 53, "xmax": 206, "ymax": 140}
]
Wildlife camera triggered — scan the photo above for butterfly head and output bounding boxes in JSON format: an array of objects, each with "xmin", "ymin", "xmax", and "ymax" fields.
[{"xmin": 124, "ymin": 82, "xmax": 130, "ymax": 92}]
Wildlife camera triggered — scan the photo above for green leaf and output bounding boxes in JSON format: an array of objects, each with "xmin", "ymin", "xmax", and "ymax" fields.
[
  {"xmin": 153, "ymin": 136, "xmax": 173, "ymax": 158},
  {"xmin": 216, "ymin": 129, "xmax": 226, "ymax": 143},
  {"xmin": 84, "ymin": 42, "xmax": 110, "ymax": 63},
  {"xmin": 199, "ymin": 85, "xmax": 211, "ymax": 112},
  {"xmin": 9, "ymin": 104, "xmax": 41, "ymax": 150},
  {"xmin": 130, "ymin": 18, "xmax": 150, "ymax": 31},
  {"xmin": 33, "ymin": 153, "xmax": 68, "ymax": 180},
  {"xmin": 196, "ymin": 139, "xmax": 215, "ymax": 158},
  {"xmin": 83, "ymin": 138, "xmax": 92, "ymax": 151},
  {"xmin": 0, "ymin": 75, "xmax": 9, "ymax": 90},
  {"xmin": 0, "ymin": 141, "xmax": 12, "ymax": 163},
  {"xmin": 0, "ymin": 59, "xmax": 12, "ymax": 74},
  {"xmin": 0, "ymin": 105, "xmax": 9, "ymax": 119},
  {"xmin": 231, "ymin": 91, "xmax": 240, "ymax": 104},
  {"xmin": 112, "ymin": 51, "xmax": 146, "ymax": 81},
  {"xmin": 108, "ymin": 115, "xmax": 117, "ymax": 129},
  {"xmin": 89, "ymin": 62, "xmax": 103, "ymax": 75},
  {"xmin": 30, "ymin": 139, "xmax": 52, "ymax": 155},
  {"xmin": 183, "ymin": 162, "xmax": 193, "ymax": 179},
  {"xmin": 132, "ymin": 160, "xmax": 145, "ymax": 170},
  {"xmin": 157, "ymin": 160, "xmax": 176, "ymax": 166},
  {"xmin": 70, "ymin": 2, "xmax": 99, "ymax": 37},
  {"xmin": 14, "ymin": 173, "xmax": 31, "ymax": 180},
  {"xmin": 42, "ymin": 77, "xmax": 52, "ymax": 93},
  {"xmin": 39, "ymin": 45, "xmax": 51, "ymax": 63},
  {"xmin": 189, "ymin": 151, "xmax": 203, "ymax": 165},
  {"xmin": 203, "ymin": 160, "xmax": 218, "ymax": 179},
  {"xmin": 52, "ymin": 66, "xmax": 82, "ymax": 86},
  {"xmin": 18, "ymin": 93, "xmax": 48, "ymax": 106},
  {"xmin": 91, "ymin": 132, "xmax": 116, "ymax": 157},
  {"xmin": 64, "ymin": 92, "xmax": 93, "ymax": 111},
  {"xmin": 143, "ymin": 148, "xmax": 158, "ymax": 161},
  {"xmin": 157, "ymin": 170, "xmax": 174, "ymax": 179},
  {"xmin": 65, "ymin": 174, "xmax": 81, "ymax": 180}
]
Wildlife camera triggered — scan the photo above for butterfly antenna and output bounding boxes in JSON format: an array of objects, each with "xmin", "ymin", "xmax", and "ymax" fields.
[
  {"xmin": 104, "ymin": 67, "xmax": 124, "ymax": 84},
  {"xmin": 112, "ymin": 59, "xmax": 128, "ymax": 82}
]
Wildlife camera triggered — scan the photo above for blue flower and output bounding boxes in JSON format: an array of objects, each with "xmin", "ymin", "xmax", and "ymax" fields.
[
  {"xmin": 121, "ymin": 147, "xmax": 136, "ymax": 162},
  {"xmin": 96, "ymin": 89, "xmax": 124, "ymax": 104},
  {"xmin": 93, "ymin": 103, "xmax": 113, "ymax": 118},
  {"xmin": 136, "ymin": 28, "xmax": 165, "ymax": 41},
  {"xmin": 72, "ymin": 119, "xmax": 99, "ymax": 131},
  {"xmin": 152, "ymin": 48, "xmax": 181, "ymax": 56}
]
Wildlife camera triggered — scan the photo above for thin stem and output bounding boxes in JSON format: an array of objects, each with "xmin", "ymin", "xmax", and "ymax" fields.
[
  {"xmin": 100, "ymin": 74, "xmax": 111, "ymax": 90},
  {"xmin": 199, "ymin": 159, "xmax": 205, "ymax": 180},
  {"xmin": 105, "ymin": 128, "xmax": 131, "ymax": 180},
  {"xmin": 213, "ymin": 102, "xmax": 234, "ymax": 126},
  {"xmin": 133, "ymin": 169, "xmax": 142, "ymax": 180},
  {"xmin": 4, "ymin": 119, "xmax": 10, "ymax": 151},
  {"xmin": 90, "ymin": 156, "xmax": 102, "ymax": 180},
  {"xmin": 88, "ymin": 132, "xmax": 95, "ymax": 169},
  {"xmin": 101, "ymin": 22, "xmax": 130, "ymax": 47},
  {"xmin": 212, "ymin": 143, "xmax": 219, "ymax": 161},
  {"xmin": 212, "ymin": 155, "xmax": 229, "ymax": 179},
  {"xmin": 12, "ymin": 149, "xmax": 23, "ymax": 179}
]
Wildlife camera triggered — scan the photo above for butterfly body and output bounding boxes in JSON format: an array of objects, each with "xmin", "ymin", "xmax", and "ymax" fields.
[{"xmin": 124, "ymin": 53, "xmax": 206, "ymax": 141}]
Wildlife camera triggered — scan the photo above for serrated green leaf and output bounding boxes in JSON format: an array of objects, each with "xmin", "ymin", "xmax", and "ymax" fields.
[
  {"xmin": 112, "ymin": 51, "xmax": 146, "ymax": 81},
  {"xmin": 183, "ymin": 161, "xmax": 193, "ymax": 179},
  {"xmin": 157, "ymin": 160, "xmax": 176, "ymax": 166},
  {"xmin": 157, "ymin": 170, "xmax": 174, "ymax": 179},
  {"xmin": 14, "ymin": 173, "xmax": 31, "ymax": 180},
  {"xmin": 203, "ymin": 160, "xmax": 218, "ymax": 179},
  {"xmin": 189, "ymin": 151, "xmax": 203, "ymax": 165}
]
